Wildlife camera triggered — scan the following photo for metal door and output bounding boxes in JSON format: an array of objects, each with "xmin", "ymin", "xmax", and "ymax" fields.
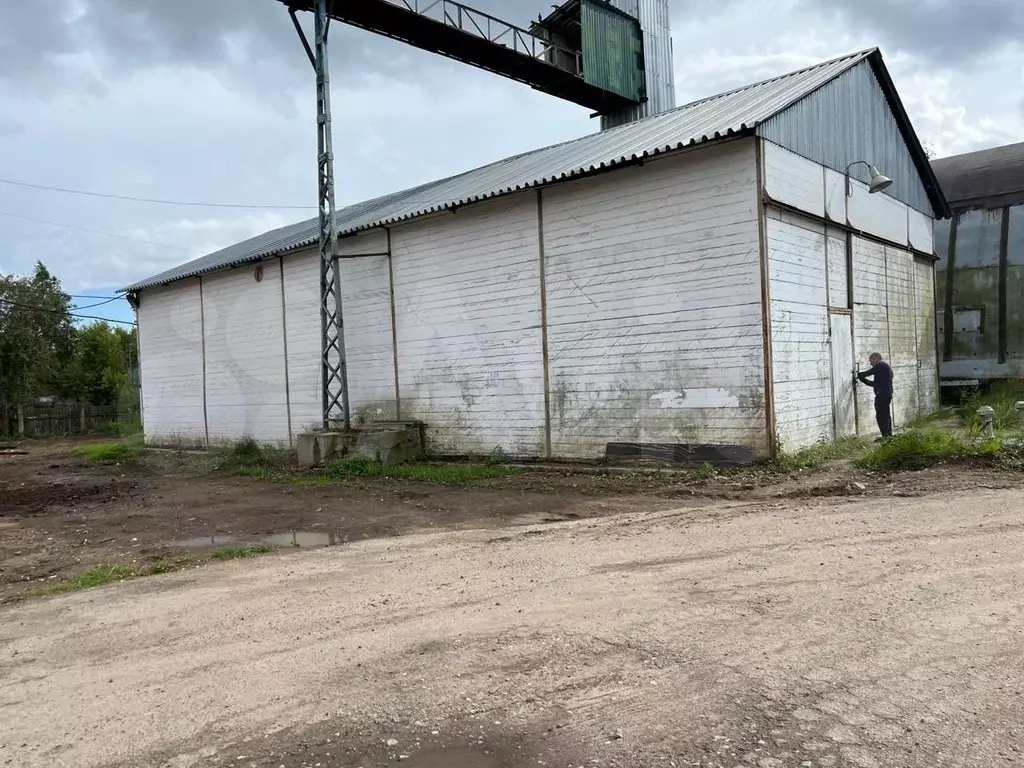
[{"xmin": 830, "ymin": 313, "xmax": 857, "ymax": 437}]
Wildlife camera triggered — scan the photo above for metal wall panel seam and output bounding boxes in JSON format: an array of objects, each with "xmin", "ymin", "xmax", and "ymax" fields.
[
  {"xmin": 278, "ymin": 257, "xmax": 293, "ymax": 448},
  {"xmin": 756, "ymin": 139, "xmax": 777, "ymax": 455},
  {"xmin": 387, "ymin": 228, "xmax": 401, "ymax": 420},
  {"xmin": 942, "ymin": 214, "xmax": 959, "ymax": 361},
  {"xmin": 537, "ymin": 188, "xmax": 552, "ymax": 459},
  {"xmin": 199, "ymin": 276, "xmax": 210, "ymax": 449},
  {"xmin": 998, "ymin": 207, "xmax": 1010, "ymax": 364},
  {"xmin": 846, "ymin": 230, "xmax": 859, "ymax": 432}
]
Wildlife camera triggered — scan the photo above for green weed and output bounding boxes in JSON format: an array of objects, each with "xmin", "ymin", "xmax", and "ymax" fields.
[
  {"xmin": 71, "ymin": 442, "xmax": 145, "ymax": 462},
  {"xmin": 777, "ymin": 436, "xmax": 865, "ymax": 472},
  {"xmin": 857, "ymin": 428, "xmax": 999, "ymax": 472},
  {"xmin": 211, "ymin": 544, "xmax": 276, "ymax": 560},
  {"xmin": 325, "ymin": 456, "xmax": 518, "ymax": 483},
  {"xmin": 964, "ymin": 381, "xmax": 1024, "ymax": 434},
  {"xmin": 32, "ymin": 564, "xmax": 135, "ymax": 595},
  {"xmin": 692, "ymin": 462, "xmax": 717, "ymax": 481}
]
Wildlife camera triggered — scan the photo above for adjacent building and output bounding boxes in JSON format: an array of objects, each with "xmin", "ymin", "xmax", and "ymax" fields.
[
  {"xmin": 932, "ymin": 141, "xmax": 1024, "ymax": 384},
  {"xmin": 126, "ymin": 48, "xmax": 947, "ymax": 460}
]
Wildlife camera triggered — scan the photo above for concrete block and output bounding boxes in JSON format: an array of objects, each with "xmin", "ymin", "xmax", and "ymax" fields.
[
  {"xmin": 354, "ymin": 426, "xmax": 424, "ymax": 465},
  {"xmin": 296, "ymin": 433, "xmax": 321, "ymax": 468}
]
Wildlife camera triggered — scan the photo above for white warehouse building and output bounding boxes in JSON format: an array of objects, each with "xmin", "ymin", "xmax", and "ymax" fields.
[{"xmin": 126, "ymin": 48, "xmax": 948, "ymax": 461}]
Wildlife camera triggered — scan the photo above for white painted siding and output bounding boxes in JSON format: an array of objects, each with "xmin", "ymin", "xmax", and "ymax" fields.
[
  {"xmin": 544, "ymin": 140, "xmax": 765, "ymax": 458},
  {"xmin": 766, "ymin": 210, "xmax": 832, "ymax": 452},
  {"xmin": 201, "ymin": 265, "xmax": 289, "ymax": 444},
  {"xmin": 908, "ymin": 209, "xmax": 934, "ymax": 254},
  {"xmin": 282, "ymin": 250, "xmax": 321, "ymax": 435},
  {"xmin": 885, "ymin": 245, "xmax": 919, "ymax": 428},
  {"xmin": 763, "ymin": 142, "xmax": 825, "ymax": 218},
  {"xmin": 847, "ymin": 180, "xmax": 909, "ymax": 246},
  {"xmin": 826, "ymin": 230, "xmax": 849, "ymax": 307},
  {"xmin": 390, "ymin": 195, "xmax": 546, "ymax": 456},
  {"xmin": 339, "ymin": 253, "xmax": 398, "ymax": 424},
  {"xmin": 852, "ymin": 236, "xmax": 890, "ymax": 435},
  {"xmin": 824, "ymin": 168, "xmax": 846, "ymax": 223},
  {"xmin": 137, "ymin": 280, "xmax": 206, "ymax": 446}
]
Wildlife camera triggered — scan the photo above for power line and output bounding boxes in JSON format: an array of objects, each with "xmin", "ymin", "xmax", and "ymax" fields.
[
  {"xmin": 72, "ymin": 296, "xmax": 124, "ymax": 311},
  {"xmin": 0, "ymin": 177, "xmax": 317, "ymax": 210},
  {"xmin": 0, "ymin": 210, "xmax": 192, "ymax": 251},
  {"xmin": 68, "ymin": 293, "xmax": 121, "ymax": 300},
  {"xmin": 0, "ymin": 297, "xmax": 136, "ymax": 326}
]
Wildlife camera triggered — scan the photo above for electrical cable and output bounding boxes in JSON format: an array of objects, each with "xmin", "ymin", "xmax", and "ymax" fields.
[
  {"xmin": 72, "ymin": 296, "xmax": 124, "ymax": 311},
  {"xmin": 0, "ymin": 210, "xmax": 193, "ymax": 251},
  {"xmin": 0, "ymin": 297, "xmax": 136, "ymax": 326},
  {"xmin": 0, "ymin": 176, "xmax": 317, "ymax": 210}
]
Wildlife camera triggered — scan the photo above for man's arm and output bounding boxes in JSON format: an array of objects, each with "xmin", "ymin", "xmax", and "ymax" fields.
[{"xmin": 857, "ymin": 364, "xmax": 878, "ymax": 387}]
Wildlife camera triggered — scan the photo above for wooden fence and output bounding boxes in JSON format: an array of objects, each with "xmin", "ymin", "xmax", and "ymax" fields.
[{"xmin": 5, "ymin": 404, "xmax": 120, "ymax": 437}]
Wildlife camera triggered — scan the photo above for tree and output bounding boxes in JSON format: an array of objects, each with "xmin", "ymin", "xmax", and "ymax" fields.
[{"xmin": 0, "ymin": 263, "xmax": 75, "ymax": 431}]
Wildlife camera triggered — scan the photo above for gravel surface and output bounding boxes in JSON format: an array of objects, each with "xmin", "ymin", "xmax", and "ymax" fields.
[{"xmin": 2, "ymin": 488, "xmax": 1023, "ymax": 767}]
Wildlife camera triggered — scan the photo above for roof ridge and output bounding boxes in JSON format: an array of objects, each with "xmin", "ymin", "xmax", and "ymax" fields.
[
  {"xmin": 124, "ymin": 47, "xmax": 898, "ymax": 293},
  {"xmin": 670, "ymin": 47, "xmax": 876, "ymax": 113}
]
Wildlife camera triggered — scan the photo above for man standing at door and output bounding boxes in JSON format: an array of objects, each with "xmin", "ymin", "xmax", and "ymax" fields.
[{"xmin": 857, "ymin": 352, "xmax": 894, "ymax": 439}]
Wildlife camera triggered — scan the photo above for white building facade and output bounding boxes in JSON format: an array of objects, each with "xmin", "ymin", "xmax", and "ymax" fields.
[{"xmin": 129, "ymin": 49, "xmax": 948, "ymax": 460}]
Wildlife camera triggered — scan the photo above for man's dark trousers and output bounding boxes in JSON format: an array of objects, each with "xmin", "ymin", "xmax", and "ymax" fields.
[{"xmin": 874, "ymin": 396, "xmax": 893, "ymax": 438}]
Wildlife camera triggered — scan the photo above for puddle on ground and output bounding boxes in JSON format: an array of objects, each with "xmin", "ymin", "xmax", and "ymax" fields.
[{"xmin": 172, "ymin": 531, "xmax": 344, "ymax": 550}]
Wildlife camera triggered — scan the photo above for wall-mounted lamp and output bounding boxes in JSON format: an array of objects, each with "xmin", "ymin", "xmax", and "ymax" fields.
[{"xmin": 845, "ymin": 160, "xmax": 893, "ymax": 196}]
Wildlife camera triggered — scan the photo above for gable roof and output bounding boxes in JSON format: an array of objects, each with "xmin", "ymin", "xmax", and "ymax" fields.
[
  {"xmin": 126, "ymin": 48, "xmax": 941, "ymax": 292},
  {"xmin": 932, "ymin": 141, "xmax": 1024, "ymax": 209}
]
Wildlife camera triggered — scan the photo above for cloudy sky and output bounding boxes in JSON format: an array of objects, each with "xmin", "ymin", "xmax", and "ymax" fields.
[{"xmin": 0, "ymin": 0, "xmax": 1021, "ymax": 324}]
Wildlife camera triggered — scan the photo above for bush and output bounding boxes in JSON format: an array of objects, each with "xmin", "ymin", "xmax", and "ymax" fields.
[
  {"xmin": 229, "ymin": 436, "xmax": 268, "ymax": 466},
  {"xmin": 856, "ymin": 428, "xmax": 999, "ymax": 472}
]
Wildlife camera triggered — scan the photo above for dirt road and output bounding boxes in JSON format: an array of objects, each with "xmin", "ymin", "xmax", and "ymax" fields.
[{"xmin": 2, "ymin": 487, "xmax": 1023, "ymax": 767}]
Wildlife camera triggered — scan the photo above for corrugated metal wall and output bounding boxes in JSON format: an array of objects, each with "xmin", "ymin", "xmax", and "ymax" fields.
[
  {"xmin": 600, "ymin": 0, "xmax": 675, "ymax": 129},
  {"xmin": 137, "ymin": 280, "xmax": 207, "ymax": 447},
  {"xmin": 200, "ymin": 266, "xmax": 289, "ymax": 444},
  {"xmin": 759, "ymin": 60, "xmax": 933, "ymax": 216},
  {"xmin": 543, "ymin": 141, "xmax": 766, "ymax": 457},
  {"xmin": 765, "ymin": 210, "xmax": 833, "ymax": 452},
  {"xmin": 390, "ymin": 195, "xmax": 547, "ymax": 456},
  {"xmin": 281, "ymin": 251, "xmax": 321, "ymax": 436},
  {"xmin": 581, "ymin": 0, "xmax": 645, "ymax": 103}
]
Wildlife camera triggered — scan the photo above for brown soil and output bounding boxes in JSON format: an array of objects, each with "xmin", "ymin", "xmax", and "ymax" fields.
[
  {"xmin": 3, "ymin": 473, "xmax": 1024, "ymax": 768},
  {"xmin": 1, "ymin": 439, "xmax": 1020, "ymax": 602}
]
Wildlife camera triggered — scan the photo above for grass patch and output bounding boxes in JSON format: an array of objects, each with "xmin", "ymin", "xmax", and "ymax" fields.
[
  {"xmin": 856, "ymin": 428, "xmax": 999, "ymax": 472},
  {"xmin": 36, "ymin": 564, "xmax": 135, "ymax": 595},
  {"xmin": 325, "ymin": 455, "xmax": 518, "ymax": 483},
  {"xmin": 777, "ymin": 436, "xmax": 865, "ymax": 472},
  {"xmin": 964, "ymin": 380, "xmax": 1024, "ymax": 434},
  {"xmin": 211, "ymin": 543, "xmax": 276, "ymax": 560},
  {"xmin": 71, "ymin": 441, "xmax": 145, "ymax": 462}
]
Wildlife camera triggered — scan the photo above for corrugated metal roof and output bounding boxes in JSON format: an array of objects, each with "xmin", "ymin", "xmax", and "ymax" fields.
[
  {"xmin": 932, "ymin": 141, "xmax": 1024, "ymax": 209},
  {"xmin": 126, "ymin": 48, "xmax": 875, "ymax": 292}
]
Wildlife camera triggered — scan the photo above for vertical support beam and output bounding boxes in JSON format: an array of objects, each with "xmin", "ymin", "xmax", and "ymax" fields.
[
  {"xmin": 998, "ymin": 206, "xmax": 1010, "ymax": 365},
  {"xmin": 386, "ymin": 228, "xmax": 401, "ymax": 419},
  {"xmin": 199, "ymin": 276, "xmax": 210, "ymax": 448},
  {"xmin": 942, "ymin": 213, "xmax": 959, "ymax": 362},
  {"xmin": 537, "ymin": 189, "xmax": 552, "ymax": 459},
  {"xmin": 846, "ymin": 230, "xmax": 859, "ymax": 433},
  {"xmin": 313, "ymin": 0, "xmax": 350, "ymax": 430},
  {"xmin": 754, "ymin": 139, "xmax": 777, "ymax": 455},
  {"xmin": 278, "ymin": 257, "xmax": 294, "ymax": 448}
]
